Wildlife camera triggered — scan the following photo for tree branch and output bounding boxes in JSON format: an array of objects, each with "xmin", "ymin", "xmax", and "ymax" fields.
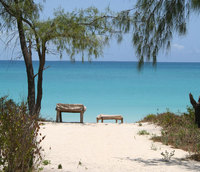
[
  {"xmin": 0, "ymin": 0, "xmax": 16, "ymax": 17},
  {"xmin": 34, "ymin": 66, "xmax": 50, "ymax": 78}
]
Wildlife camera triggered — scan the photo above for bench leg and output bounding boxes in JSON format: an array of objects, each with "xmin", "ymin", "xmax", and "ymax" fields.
[
  {"xmin": 115, "ymin": 119, "xmax": 118, "ymax": 123},
  {"xmin": 80, "ymin": 112, "xmax": 83, "ymax": 123},
  {"xmin": 121, "ymin": 118, "xmax": 123, "ymax": 123},
  {"xmin": 97, "ymin": 118, "xmax": 99, "ymax": 123},
  {"xmin": 56, "ymin": 110, "xmax": 61, "ymax": 122},
  {"xmin": 56, "ymin": 110, "xmax": 59, "ymax": 122},
  {"xmin": 60, "ymin": 111, "xmax": 62, "ymax": 122},
  {"xmin": 101, "ymin": 118, "xmax": 103, "ymax": 123}
]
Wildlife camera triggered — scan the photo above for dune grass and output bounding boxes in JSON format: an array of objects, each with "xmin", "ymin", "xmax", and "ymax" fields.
[{"xmin": 141, "ymin": 107, "xmax": 200, "ymax": 161}]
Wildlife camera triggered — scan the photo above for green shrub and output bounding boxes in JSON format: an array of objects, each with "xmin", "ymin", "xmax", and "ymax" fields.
[
  {"xmin": 141, "ymin": 114, "xmax": 157, "ymax": 123},
  {"xmin": 0, "ymin": 96, "xmax": 45, "ymax": 172},
  {"xmin": 141, "ymin": 108, "xmax": 200, "ymax": 161}
]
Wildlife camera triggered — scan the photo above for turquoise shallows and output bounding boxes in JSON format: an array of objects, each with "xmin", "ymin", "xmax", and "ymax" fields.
[{"xmin": 0, "ymin": 61, "xmax": 200, "ymax": 122}]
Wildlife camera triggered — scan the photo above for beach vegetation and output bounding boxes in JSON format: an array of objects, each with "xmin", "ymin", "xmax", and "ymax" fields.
[
  {"xmin": 141, "ymin": 107, "xmax": 200, "ymax": 161},
  {"xmin": 150, "ymin": 143, "xmax": 158, "ymax": 151},
  {"xmin": 78, "ymin": 161, "xmax": 82, "ymax": 166},
  {"xmin": 42, "ymin": 160, "xmax": 51, "ymax": 166},
  {"xmin": 131, "ymin": 0, "xmax": 200, "ymax": 68},
  {"xmin": 38, "ymin": 167, "xmax": 44, "ymax": 171},
  {"xmin": 0, "ymin": 96, "xmax": 44, "ymax": 172},
  {"xmin": 142, "ymin": 114, "xmax": 157, "ymax": 122},
  {"xmin": 137, "ymin": 130, "xmax": 149, "ymax": 135},
  {"xmin": 161, "ymin": 150, "xmax": 175, "ymax": 162},
  {"xmin": 58, "ymin": 164, "xmax": 62, "ymax": 169}
]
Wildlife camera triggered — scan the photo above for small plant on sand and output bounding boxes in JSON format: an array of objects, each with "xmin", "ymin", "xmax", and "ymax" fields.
[
  {"xmin": 138, "ymin": 123, "xmax": 142, "ymax": 126},
  {"xmin": 42, "ymin": 160, "xmax": 51, "ymax": 166},
  {"xmin": 77, "ymin": 160, "xmax": 88, "ymax": 170},
  {"xmin": 58, "ymin": 164, "xmax": 62, "ymax": 169},
  {"xmin": 161, "ymin": 150, "xmax": 175, "ymax": 162},
  {"xmin": 38, "ymin": 167, "xmax": 44, "ymax": 171},
  {"xmin": 151, "ymin": 143, "xmax": 158, "ymax": 151},
  {"xmin": 78, "ymin": 161, "xmax": 82, "ymax": 166},
  {"xmin": 77, "ymin": 160, "xmax": 82, "ymax": 169},
  {"xmin": 137, "ymin": 130, "xmax": 150, "ymax": 135}
]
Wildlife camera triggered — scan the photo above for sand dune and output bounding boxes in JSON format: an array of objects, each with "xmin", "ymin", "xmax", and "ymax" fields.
[{"xmin": 40, "ymin": 122, "xmax": 200, "ymax": 172}]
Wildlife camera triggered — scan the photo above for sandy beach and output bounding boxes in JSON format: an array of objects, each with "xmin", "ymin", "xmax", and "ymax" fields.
[{"xmin": 40, "ymin": 122, "xmax": 200, "ymax": 172}]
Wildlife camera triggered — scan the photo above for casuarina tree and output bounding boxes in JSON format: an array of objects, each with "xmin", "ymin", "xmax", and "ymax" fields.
[
  {"xmin": 132, "ymin": 0, "xmax": 200, "ymax": 68},
  {"xmin": 0, "ymin": 0, "xmax": 120, "ymax": 116}
]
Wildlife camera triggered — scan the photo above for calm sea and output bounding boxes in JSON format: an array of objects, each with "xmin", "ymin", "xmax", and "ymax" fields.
[{"xmin": 0, "ymin": 60, "xmax": 200, "ymax": 122}]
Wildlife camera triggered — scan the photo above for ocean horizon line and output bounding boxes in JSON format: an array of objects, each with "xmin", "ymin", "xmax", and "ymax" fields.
[{"xmin": 1, "ymin": 59, "xmax": 200, "ymax": 64}]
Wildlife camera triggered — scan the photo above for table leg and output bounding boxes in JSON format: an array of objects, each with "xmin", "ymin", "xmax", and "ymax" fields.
[
  {"xmin": 60, "ymin": 111, "xmax": 62, "ymax": 122},
  {"xmin": 56, "ymin": 110, "xmax": 59, "ymax": 122},
  {"xmin": 80, "ymin": 112, "xmax": 83, "ymax": 123}
]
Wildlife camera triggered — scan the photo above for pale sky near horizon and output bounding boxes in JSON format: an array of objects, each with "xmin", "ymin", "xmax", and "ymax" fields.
[{"xmin": 0, "ymin": 0, "xmax": 200, "ymax": 62}]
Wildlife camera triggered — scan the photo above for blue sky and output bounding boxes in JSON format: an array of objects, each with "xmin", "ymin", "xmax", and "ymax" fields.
[{"xmin": 0, "ymin": 0, "xmax": 200, "ymax": 62}]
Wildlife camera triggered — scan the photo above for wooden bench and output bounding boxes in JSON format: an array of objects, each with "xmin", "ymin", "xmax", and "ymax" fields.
[
  {"xmin": 96, "ymin": 114, "xmax": 123, "ymax": 123},
  {"xmin": 56, "ymin": 103, "xmax": 86, "ymax": 123}
]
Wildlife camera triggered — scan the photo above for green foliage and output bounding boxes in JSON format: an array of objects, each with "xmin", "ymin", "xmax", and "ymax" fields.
[
  {"xmin": 38, "ymin": 167, "xmax": 44, "ymax": 171},
  {"xmin": 0, "ymin": 1, "xmax": 121, "ymax": 62},
  {"xmin": 0, "ymin": 0, "xmax": 42, "ymax": 31},
  {"xmin": 25, "ymin": 6, "xmax": 117, "ymax": 62},
  {"xmin": 0, "ymin": 96, "xmax": 44, "ymax": 172},
  {"xmin": 58, "ymin": 164, "xmax": 62, "ymax": 169},
  {"xmin": 137, "ymin": 130, "xmax": 149, "ymax": 135},
  {"xmin": 42, "ymin": 160, "xmax": 50, "ymax": 166},
  {"xmin": 142, "ymin": 114, "xmax": 157, "ymax": 123},
  {"xmin": 191, "ymin": 0, "xmax": 200, "ymax": 11},
  {"xmin": 142, "ymin": 108, "xmax": 200, "ymax": 161},
  {"xmin": 132, "ymin": 0, "xmax": 200, "ymax": 68}
]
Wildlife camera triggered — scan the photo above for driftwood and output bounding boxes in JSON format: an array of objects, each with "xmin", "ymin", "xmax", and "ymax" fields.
[
  {"xmin": 96, "ymin": 114, "xmax": 123, "ymax": 123},
  {"xmin": 56, "ymin": 103, "xmax": 86, "ymax": 123}
]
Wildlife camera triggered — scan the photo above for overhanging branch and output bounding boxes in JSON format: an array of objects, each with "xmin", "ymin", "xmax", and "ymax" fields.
[{"xmin": 34, "ymin": 66, "xmax": 50, "ymax": 78}]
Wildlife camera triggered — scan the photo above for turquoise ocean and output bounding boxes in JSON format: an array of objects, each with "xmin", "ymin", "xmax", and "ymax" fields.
[{"xmin": 0, "ymin": 60, "xmax": 200, "ymax": 123}]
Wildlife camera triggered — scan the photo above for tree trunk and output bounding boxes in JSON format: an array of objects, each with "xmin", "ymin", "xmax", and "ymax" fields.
[
  {"xmin": 189, "ymin": 93, "xmax": 200, "ymax": 128},
  {"xmin": 35, "ymin": 42, "xmax": 46, "ymax": 117},
  {"xmin": 16, "ymin": 13, "xmax": 36, "ymax": 116}
]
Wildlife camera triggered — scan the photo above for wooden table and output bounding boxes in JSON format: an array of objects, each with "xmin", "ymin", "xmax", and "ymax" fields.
[
  {"xmin": 56, "ymin": 103, "xmax": 86, "ymax": 123},
  {"xmin": 96, "ymin": 114, "xmax": 123, "ymax": 123}
]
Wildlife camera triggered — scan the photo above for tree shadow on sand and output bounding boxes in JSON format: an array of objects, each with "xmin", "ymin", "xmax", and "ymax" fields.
[{"xmin": 115, "ymin": 157, "xmax": 200, "ymax": 171}]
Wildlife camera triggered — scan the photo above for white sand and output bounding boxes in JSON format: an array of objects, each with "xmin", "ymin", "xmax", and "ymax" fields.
[{"xmin": 40, "ymin": 122, "xmax": 200, "ymax": 172}]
